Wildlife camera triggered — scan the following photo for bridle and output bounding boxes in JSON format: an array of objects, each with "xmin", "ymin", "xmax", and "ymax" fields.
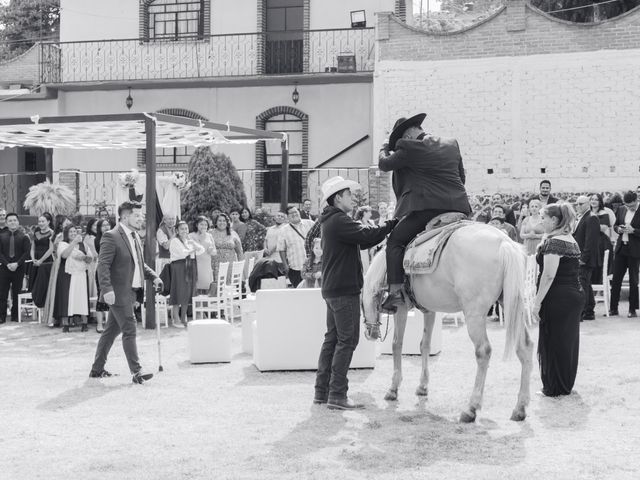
[{"xmin": 362, "ymin": 291, "xmax": 391, "ymax": 342}]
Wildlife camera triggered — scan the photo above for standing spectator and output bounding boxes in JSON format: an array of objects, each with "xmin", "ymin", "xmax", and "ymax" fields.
[
  {"xmin": 240, "ymin": 207, "xmax": 267, "ymax": 253},
  {"xmin": 304, "ymin": 218, "xmax": 321, "ymax": 256},
  {"xmin": 515, "ymin": 201, "xmax": 530, "ymax": 240},
  {"xmin": 491, "ymin": 205, "xmax": 517, "ymax": 240},
  {"xmin": 300, "ymin": 199, "xmax": 316, "ymax": 221},
  {"xmin": 29, "ymin": 213, "xmax": 55, "ymax": 312},
  {"xmin": 90, "ymin": 201, "xmax": 162, "ymax": 383},
  {"xmin": 471, "ymin": 201, "xmax": 490, "ymax": 223},
  {"xmin": 300, "ymin": 237, "xmax": 323, "ymax": 288},
  {"xmin": 93, "ymin": 219, "xmax": 113, "ymax": 333},
  {"xmin": 230, "ymin": 208, "xmax": 248, "ymax": 244},
  {"xmin": 589, "ymin": 193, "xmax": 614, "ymax": 284},
  {"xmin": 530, "ymin": 180, "xmax": 559, "ymax": 206},
  {"xmin": 170, "ymin": 221, "xmax": 204, "ymax": 327},
  {"xmin": 156, "ymin": 215, "xmax": 176, "ymax": 274},
  {"xmin": 0, "ymin": 209, "xmax": 6, "ymax": 231},
  {"xmin": 97, "ymin": 209, "xmax": 110, "ymax": 222},
  {"xmin": 278, "ymin": 206, "xmax": 314, "ymax": 287},
  {"xmin": 520, "ymin": 199, "xmax": 544, "ymax": 255},
  {"xmin": 573, "ymin": 195, "xmax": 600, "ymax": 321},
  {"xmin": 490, "ymin": 194, "xmax": 517, "ymax": 226},
  {"xmin": 0, "ymin": 214, "xmax": 31, "ymax": 323},
  {"xmin": 211, "ymin": 213, "xmax": 244, "ymax": 291},
  {"xmin": 609, "ymin": 191, "xmax": 640, "ymax": 317},
  {"xmin": 373, "ymin": 202, "xmax": 389, "ymax": 225},
  {"xmin": 605, "ymin": 192, "xmax": 623, "ymax": 215},
  {"xmin": 84, "ymin": 218, "xmax": 99, "ymax": 300},
  {"xmin": 355, "ymin": 206, "xmax": 375, "ymax": 272},
  {"xmin": 189, "ymin": 216, "xmax": 216, "ymax": 294},
  {"xmin": 53, "ymin": 225, "xmax": 92, "ymax": 332},
  {"xmin": 264, "ymin": 210, "xmax": 287, "ymax": 261},
  {"xmin": 533, "ymin": 203, "xmax": 582, "ymax": 397},
  {"xmin": 43, "ymin": 215, "xmax": 72, "ymax": 327}
]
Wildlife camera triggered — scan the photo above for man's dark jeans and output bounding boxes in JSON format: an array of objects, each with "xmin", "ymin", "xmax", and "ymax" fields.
[
  {"xmin": 578, "ymin": 265, "xmax": 595, "ymax": 317},
  {"xmin": 315, "ymin": 295, "xmax": 360, "ymax": 401},
  {"xmin": 0, "ymin": 265, "xmax": 25, "ymax": 320},
  {"xmin": 610, "ymin": 245, "xmax": 640, "ymax": 312}
]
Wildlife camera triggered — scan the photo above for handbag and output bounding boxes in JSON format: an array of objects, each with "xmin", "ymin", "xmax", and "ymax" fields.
[{"xmin": 159, "ymin": 263, "xmax": 171, "ymax": 296}]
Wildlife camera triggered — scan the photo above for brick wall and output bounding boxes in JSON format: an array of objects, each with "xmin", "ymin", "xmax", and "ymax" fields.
[
  {"xmin": 0, "ymin": 44, "xmax": 40, "ymax": 85},
  {"xmin": 374, "ymin": 5, "xmax": 640, "ymax": 193}
]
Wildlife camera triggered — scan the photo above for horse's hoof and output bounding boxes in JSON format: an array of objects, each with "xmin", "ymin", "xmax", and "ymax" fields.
[
  {"xmin": 459, "ymin": 411, "xmax": 476, "ymax": 423},
  {"xmin": 384, "ymin": 390, "xmax": 398, "ymax": 401},
  {"xmin": 510, "ymin": 409, "xmax": 526, "ymax": 422},
  {"xmin": 415, "ymin": 386, "xmax": 428, "ymax": 397}
]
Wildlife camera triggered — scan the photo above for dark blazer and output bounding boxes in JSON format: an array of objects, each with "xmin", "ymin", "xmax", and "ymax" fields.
[
  {"xmin": 97, "ymin": 225, "xmax": 158, "ymax": 307},
  {"xmin": 529, "ymin": 194, "xmax": 559, "ymax": 205},
  {"xmin": 613, "ymin": 206, "xmax": 640, "ymax": 258},
  {"xmin": 379, "ymin": 136, "xmax": 471, "ymax": 219},
  {"xmin": 573, "ymin": 212, "xmax": 600, "ymax": 268}
]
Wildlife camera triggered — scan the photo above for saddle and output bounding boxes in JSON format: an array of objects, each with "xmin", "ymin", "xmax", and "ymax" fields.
[{"xmin": 403, "ymin": 213, "xmax": 472, "ymax": 275}]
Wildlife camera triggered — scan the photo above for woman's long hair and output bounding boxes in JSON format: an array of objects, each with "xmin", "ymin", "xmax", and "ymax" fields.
[
  {"xmin": 85, "ymin": 217, "xmax": 97, "ymax": 237},
  {"xmin": 213, "ymin": 213, "xmax": 232, "ymax": 236},
  {"xmin": 95, "ymin": 219, "xmax": 113, "ymax": 253},
  {"xmin": 590, "ymin": 193, "xmax": 605, "ymax": 214}
]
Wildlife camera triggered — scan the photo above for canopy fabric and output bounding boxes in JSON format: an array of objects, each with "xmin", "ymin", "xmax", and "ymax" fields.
[{"xmin": 0, "ymin": 113, "xmax": 285, "ymax": 150}]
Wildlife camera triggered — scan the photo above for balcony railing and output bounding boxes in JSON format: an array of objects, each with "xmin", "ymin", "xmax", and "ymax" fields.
[{"xmin": 39, "ymin": 28, "xmax": 375, "ymax": 84}]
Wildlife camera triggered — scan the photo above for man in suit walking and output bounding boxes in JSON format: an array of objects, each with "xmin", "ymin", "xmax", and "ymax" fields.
[
  {"xmin": 378, "ymin": 113, "xmax": 471, "ymax": 312},
  {"xmin": 573, "ymin": 195, "xmax": 601, "ymax": 320},
  {"xmin": 609, "ymin": 191, "xmax": 640, "ymax": 318},
  {"xmin": 90, "ymin": 201, "xmax": 162, "ymax": 384}
]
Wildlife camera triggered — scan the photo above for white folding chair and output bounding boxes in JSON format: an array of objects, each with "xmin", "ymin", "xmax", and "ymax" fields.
[
  {"xmin": 196, "ymin": 261, "xmax": 230, "ymax": 320},
  {"xmin": 17, "ymin": 292, "xmax": 39, "ymax": 323},
  {"xmin": 224, "ymin": 260, "xmax": 245, "ymax": 322},
  {"xmin": 141, "ymin": 294, "xmax": 170, "ymax": 328},
  {"xmin": 592, "ymin": 249, "xmax": 610, "ymax": 317},
  {"xmin": 244, "ymin": 255, "xmax": 256, "ymax": 295}
]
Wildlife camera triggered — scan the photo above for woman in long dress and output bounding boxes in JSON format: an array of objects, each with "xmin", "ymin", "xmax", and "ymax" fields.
[
  {"xmin": 520, "ymin": 199, "xmax": 545, "ymax": 255},
  {"xmin": 83, "ymin": 218, "xmax": 99, "ymax": 300},
  {"xmin": 211, "ymin": 213, "xmax": 244, "ymax": 294},
  {"xmin": 29, "ymin": 213, "xmax": 55, "ymax": 311},
  {"xmin": 169, "ymin": 221, "xmax": 204, "ymax": 326},
  {"xmin": 589, "ymin": 193, "xmax": 613, "ymax": 284},
  {"xmin": 533, "ymin": 203, "xmax": 583, "ymax": 397},
  {"xmin": 93, "ymin": 219, "xmax": 113, "ymax": 333},
  {"xmin": 53, "ymin": 225, "xmax": 92, "ymax": 332},
  {"xmin": 188, "ymin": 216, "xmax": 216, "ymax": 294},
  {"xmin": 240, "ymin": 207, "xmax": 266, "ymax": 280},
  {"xmin": 157, "ymin": 215, "xmax": 176, "ymax": 275},
  {"xmin": 44, "ymin": 216, "xmax": 72, "ymax": 327}
]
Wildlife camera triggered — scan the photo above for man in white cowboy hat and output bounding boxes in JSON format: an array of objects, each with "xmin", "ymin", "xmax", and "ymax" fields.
[
  {"xmin": 378, "ymin": 113, "xmax": 471, "ymax": 313},
  {"xmin": 314, "ymin": 176, "xmax": 398, "ymax": 410}
]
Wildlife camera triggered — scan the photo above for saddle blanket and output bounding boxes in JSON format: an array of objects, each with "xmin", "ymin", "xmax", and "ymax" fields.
[{"xmin": 403, "ymin": 220, "xmax": 473, "ymax": 275}]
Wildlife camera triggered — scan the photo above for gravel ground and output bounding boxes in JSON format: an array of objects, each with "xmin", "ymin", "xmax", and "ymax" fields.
[{"xmin": 2, "ymin": 301, "xmax": 639, "ymax": 480}]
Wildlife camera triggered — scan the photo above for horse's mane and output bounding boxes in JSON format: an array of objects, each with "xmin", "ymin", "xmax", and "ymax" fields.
[{"xmin": 363, "ymin": 247, "xmax": 388, "ymax": 301}]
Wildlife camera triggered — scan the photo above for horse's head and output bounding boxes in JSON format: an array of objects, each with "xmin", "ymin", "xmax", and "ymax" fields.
[{"xmin": 362, "ymin": 249, "xmax": 387, "ymax": 341}]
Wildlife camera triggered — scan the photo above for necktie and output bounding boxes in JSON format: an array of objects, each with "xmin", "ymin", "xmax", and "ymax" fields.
[
  {"xmin": 9, "ymin": 232, "xmax": 15, "ymax": 258},
  {"xmin": 132, "ymin": 232, "xmax": 145, "ymax": 286}
]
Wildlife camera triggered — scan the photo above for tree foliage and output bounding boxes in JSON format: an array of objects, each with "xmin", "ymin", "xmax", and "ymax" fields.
[
  {"xmin": 529, "ymin": 0, "xmax": 640, "ymax": 22},
  {"xmin": 181, "ymin": 147, "xmax": 248, "ymax": 223},
  {"xmin": 0, "ymin": 0, "xmax": 60, "ymax": 61}
]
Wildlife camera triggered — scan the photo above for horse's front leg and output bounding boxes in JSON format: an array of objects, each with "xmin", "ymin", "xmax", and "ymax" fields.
[
  {"xmin": 385, "ymin": 307, "xmax": 408, "ymax": 401},
  {"xmin": 416, "ymin": 310, "xmax": 435, "ymax": 397},
  {"xmin": 460, "ymin": 312, "xmax": 492, "ymax": 423}
]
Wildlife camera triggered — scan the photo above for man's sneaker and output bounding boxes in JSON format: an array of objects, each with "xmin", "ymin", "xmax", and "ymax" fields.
[
  {"xmin": 132, "ymin": 371, "xmax": 154, "ymax": 384},
  {"xmin": 89, "ymin": 370, "xmax": 114, "ymax": 378},
  {"xmin": 327, "ymin": 397, "xmax": 365, "ymax": 410}
]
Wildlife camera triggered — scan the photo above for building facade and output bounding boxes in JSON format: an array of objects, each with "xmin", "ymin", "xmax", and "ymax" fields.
[{"xmin": 0, "ymin": 0, "xmax": 403, "ymax": 214}]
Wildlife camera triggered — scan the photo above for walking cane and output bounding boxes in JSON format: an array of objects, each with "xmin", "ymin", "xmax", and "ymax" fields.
[{"xmin": 154, "ymin": 284, "xmax": 164, "ymax": 372}]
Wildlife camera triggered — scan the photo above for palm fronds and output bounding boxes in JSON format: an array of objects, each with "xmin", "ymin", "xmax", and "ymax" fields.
[{"xmin": 23, "ymin": 180, "xmax": 76, "ymax": 216}]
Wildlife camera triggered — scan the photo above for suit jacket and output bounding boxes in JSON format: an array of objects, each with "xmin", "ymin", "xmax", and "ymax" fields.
[
  {"xmin": 573, "ymin": 212, "xmax": 600, "ymax": 268},
  {"xmin": 613, "ymin": 206, "xmax": 640, "ymax": 257},
  {"xmin": 379, "ymin": 136, "xmax": 471, "ymax": 219},
  {"xmin": 97, "ymin": 225, "xmax": 158, "ymax": 307}
]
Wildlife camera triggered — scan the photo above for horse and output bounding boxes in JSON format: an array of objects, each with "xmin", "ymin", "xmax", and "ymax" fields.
[{"xmin": 361, "ymin": 222, "xmax": 534, "ymax": 422}]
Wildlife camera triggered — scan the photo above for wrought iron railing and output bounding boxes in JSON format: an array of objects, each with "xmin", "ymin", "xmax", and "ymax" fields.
[{"xmin": 39, "ymin": 28, "xmax": 375, "ymax": 83}]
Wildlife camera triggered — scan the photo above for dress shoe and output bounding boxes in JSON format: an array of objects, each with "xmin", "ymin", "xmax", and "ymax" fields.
[
  {"xmin": 608, "ymin": 309, "xmax": 619, "ymax": 316},
  {"xmin": 327, "ymin": 397, "xmax": 364, "ymax": 410},
  {"xmin": 132, "ymin": 371, "xmax": 154, "ymax": 384},
  {"xmin": 380, "ymin": 290, "xmax": 405, "ymax": 314},
  {"xmin": 81, "ymin": 324, "xmax": 88, "ymax": 332},
  {"xmin": 62, "ymin": 325, "xmax": 70, "ymax": 333},
  {"xmin": 582, "ymin": 314, "xmax": 595, "ymax": 321},
  {"xmin": 89, "ymin": 369, "xmax": 114, "ymax": 378},
  {"xmin": 10, "ymin": 317, "xmax": 18, "ymax": 322},
  {"xmin": 628, "ymin": 310, "xmax": 637, "ymax": 318}
]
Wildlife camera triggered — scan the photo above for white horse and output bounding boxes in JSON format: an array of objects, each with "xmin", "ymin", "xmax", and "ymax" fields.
[{"xmin": 362, "ymin": 222, "xmax": 534, "ymax": 422}]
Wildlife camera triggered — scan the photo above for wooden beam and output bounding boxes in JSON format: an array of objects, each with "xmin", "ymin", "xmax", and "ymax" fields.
[
  {"xmin": 144, "ymin": 116, "xmax": 157, "ymax": 330},
  {"xmin": 280, "ymin": 139, "xmax": 289, "ymax": 212}
]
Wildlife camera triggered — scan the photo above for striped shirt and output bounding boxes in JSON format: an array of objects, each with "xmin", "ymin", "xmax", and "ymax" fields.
[{"xmin": 277, "ymin": 220, "xmax": 314, "ymax": 271}]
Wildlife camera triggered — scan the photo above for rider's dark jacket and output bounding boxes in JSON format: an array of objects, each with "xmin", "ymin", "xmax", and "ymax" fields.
[
  {"xmin": 379, "ymin": 136, "xmax": 472, "ymax": 218},
  {"xmin": 320, "ymin": 206, "xmax": 396, "ymax": 299}
]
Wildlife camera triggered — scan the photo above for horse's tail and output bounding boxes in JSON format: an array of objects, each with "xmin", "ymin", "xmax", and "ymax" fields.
[{"xmin": 499, "ymin": 240, "xmax": 528, "ymax": 360}]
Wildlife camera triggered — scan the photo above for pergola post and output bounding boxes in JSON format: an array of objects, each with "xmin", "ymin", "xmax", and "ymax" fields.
[
  {"xmin": 280, "ymin": 137, "xmax": 289, "ymax": 212},
  {"xmin": 144, "ymin": 116, "xmax": 157, "ymax": 330}
]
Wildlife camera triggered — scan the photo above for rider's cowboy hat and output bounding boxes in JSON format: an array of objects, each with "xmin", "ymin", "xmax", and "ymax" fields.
[
  {"xmin": 321, "ymin": 176, "xmax": 361, "ymax": 205},
  {"xmin": 388, "ymin": 113, "xmax": 426, "ymax": 151}
]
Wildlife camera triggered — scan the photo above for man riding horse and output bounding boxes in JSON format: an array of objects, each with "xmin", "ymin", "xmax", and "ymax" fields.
[{"xmin": 379, "ymin": 113, "xmax": 472, "ymax": 313}]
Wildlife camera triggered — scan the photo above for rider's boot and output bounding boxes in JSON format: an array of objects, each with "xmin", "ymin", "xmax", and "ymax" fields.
[{"xmin": 381, "ymin": 284, "xmax": 405, "ymax": 314}]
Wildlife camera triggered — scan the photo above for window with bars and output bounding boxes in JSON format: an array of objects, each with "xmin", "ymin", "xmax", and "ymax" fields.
[
  {"xmin": 148, "ymin": 0, "xmax": 205, "ymax": 40},
  {"xmin": 156, "ymin": 145, "xmax": 195, "ymax": 165},
  {"xmin": 264, "ymin": 113, "xmax": 303, "ymax": 203}
]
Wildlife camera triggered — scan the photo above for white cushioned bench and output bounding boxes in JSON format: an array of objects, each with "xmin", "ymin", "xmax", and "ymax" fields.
[
  {"xmin": 188, "ymin": 319, "xmax": 232, "ymax": 364},
  {"xmin": 253, "ymin": 288, "xmax": 377, "ymax": 371}
]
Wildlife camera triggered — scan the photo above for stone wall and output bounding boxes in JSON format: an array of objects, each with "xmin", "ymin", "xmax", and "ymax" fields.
[
  {"xmin": 0, "ymin": 44, "xmax": 40, "ymax": 85},
  {"xmin": 374, "ymin": 3, "xmax": 640, "ymax": 193}
]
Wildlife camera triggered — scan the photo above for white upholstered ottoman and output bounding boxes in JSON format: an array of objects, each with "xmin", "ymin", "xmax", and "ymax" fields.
[
  {"xmin": 188, "ymin": 319, "xmax": 232, "ymax": 364},
  {"xmin": 252, "ymin": 288, "xmax": 377, "ymax": 371},
  {"xmin": 380, "ymin": 310, "xmax": 442, "ymax": 356}
]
